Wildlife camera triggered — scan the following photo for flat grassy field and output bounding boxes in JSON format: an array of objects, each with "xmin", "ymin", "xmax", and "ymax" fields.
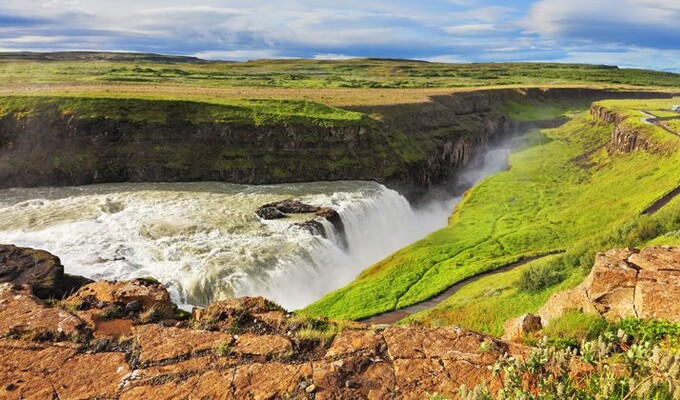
[
  {"xmin": 303, "ymin": 97, "xmax": 680, "ymax": 324},
  {"xmin": 2, "ymin": 54, "xmax": 680, "ymax": 89},
  {"xmin": 0, "ymin": 54, "xmax": 678, "ymax": 112}
]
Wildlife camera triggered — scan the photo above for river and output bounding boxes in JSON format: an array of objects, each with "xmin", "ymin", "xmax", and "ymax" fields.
[{"xmin": 0, "ymin": 147, "xmax": 511, "ymax": 310}]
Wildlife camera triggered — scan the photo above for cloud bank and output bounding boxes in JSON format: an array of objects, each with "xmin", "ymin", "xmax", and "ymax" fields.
[{"xmin": 0, "ymin": 0, "xmax": 677, "ymax": 70}]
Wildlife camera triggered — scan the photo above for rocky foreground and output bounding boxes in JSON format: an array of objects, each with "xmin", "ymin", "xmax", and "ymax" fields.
[
  {"xmin": 0, "ymin": 244, "xmax": 514, "ymax": 399},
  {"xmin": 4, "ymin": 244, "xmax": 680, "ymax": 399}
]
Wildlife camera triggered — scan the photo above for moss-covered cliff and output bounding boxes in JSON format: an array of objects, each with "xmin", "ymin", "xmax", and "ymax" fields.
[{"xmin": 0, "ymin": 88, "xmax": 671, "ymax": 199}]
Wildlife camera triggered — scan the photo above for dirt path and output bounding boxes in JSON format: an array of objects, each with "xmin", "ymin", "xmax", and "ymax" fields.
[
  {"xmin": 642, "ymin": 185, "xmax": 680, "ymax": 215},
  {"xmin": 639, "ymin": 110, "xmax": 679, "ymax": 136},
  {"xmin": 359, "ymin": 252, "xmax": 562, "ymax": 325}
]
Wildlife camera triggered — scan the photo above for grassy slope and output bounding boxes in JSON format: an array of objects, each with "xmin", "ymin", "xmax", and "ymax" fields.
[{"xmin": 303, "ymin": 97, "xmax": 680, "ymax": 322}]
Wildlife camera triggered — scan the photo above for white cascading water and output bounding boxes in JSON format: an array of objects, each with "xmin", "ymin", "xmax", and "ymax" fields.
[{"xmin": 0, "ymin": 146, "xmax": 510, "ymax": 310}]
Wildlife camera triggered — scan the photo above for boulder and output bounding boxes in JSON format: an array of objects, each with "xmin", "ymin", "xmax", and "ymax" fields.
[
  {"xmin": 502, "ymin": 314, "xmax": 542, "ymax": 342},
  {"xmin": 193, "ymin": 296, "xmax": 286, "ymax": 334},
  {"xmin": 255, "ymin": 201, "xmax": 346, "ymax": 243},
  {"xmin": 0, "ymin": 244, "xmax": 92, "ymax": 299},
  {"xmin": 255, "ymin": 206, "xmax": 286, "ymax": 220},
  {"xmin": 535, "ymin": 246, "xmax": 680, "ymax": 326},
  {"xmin": 259, "ymin": 199, "xmax": 319, "ymax": 214}
]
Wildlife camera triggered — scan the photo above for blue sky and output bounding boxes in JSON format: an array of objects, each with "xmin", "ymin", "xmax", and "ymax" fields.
[{"xmin": 0, "ymin": 0, "xmax": 678, "ymax": 71}]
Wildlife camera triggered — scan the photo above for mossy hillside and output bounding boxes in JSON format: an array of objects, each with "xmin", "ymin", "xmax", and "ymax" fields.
[
  {"xmin": 399, "ymin": 194, "xmax": 680, "ymax": 335},
  {"xmin": 303, "ymin": 109, "xmax": 680, "ymax": 321},
  {"xmin": 0, "ymin": 95, "xmax": 367, "ymax": 127}
]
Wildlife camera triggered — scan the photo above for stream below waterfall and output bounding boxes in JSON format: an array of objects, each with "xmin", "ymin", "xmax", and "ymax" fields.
[{"xmin": 0, "ymin": 146, "xmax": 511, "ymax": 310}]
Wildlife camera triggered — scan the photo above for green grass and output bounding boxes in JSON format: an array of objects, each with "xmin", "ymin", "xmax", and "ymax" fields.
[
  {"xmin": 2, "ymin": 55, "xmax": 680, "ymax": 89},
  {"xmin": 400, "ymin": 195, "xmax": 680, "ymax": 335},
  {"xmin": 0, "ymin": 95, "xmax": 367, "ymax": 127},
  {"xmin": 303, "ymin": 103, "xmax": 680, "ymax": 323}
]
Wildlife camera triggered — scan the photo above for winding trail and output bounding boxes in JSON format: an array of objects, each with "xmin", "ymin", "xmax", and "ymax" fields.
[{"xmin": 360, "ymin": 251, "xmax": 563, "ymax": 325}]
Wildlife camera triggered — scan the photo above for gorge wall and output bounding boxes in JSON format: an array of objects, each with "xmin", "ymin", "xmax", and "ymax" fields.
[
  {"xmin": 0, "ymin": 88, "xmax": 671, "ymax": 199},
  {"xmin": 590, "ymin": 104, "xmax": 651, "ymax": 153}
]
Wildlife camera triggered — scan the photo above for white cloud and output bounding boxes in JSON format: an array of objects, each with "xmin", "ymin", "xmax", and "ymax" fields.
[
  {"xmin": 313, "ymin": 53, "xmax": 355, "ymax": 60},
  {"xmin": 523, "ymin": 0, "xmax": 680, "ymax": 48},
  {"xmin": 444, "ymin": 24, "xmax": 499, "ymax": 36},
  {"xmin": 192, "ymin": 49, "xmax": 283, "ymax": 61},
  {"xmin": 451, "ymin": 6, "xmax": 515, "ymax": 22}
]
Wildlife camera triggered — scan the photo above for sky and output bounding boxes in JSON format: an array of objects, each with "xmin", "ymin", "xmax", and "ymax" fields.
[{"xmin": 0, "ymin": 0, "xmax": 678, "ymax": 71}]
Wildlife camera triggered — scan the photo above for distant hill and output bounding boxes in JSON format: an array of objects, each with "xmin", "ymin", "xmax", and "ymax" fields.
[{"xmin": 0, "ymin": 51, "xmax": 216, "ymax": 64}]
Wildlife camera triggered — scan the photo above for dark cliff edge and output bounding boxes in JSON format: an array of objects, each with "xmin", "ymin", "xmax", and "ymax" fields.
[{"xmin": 0, "ymin": 88, "xmax": 672, "ymax": 201}]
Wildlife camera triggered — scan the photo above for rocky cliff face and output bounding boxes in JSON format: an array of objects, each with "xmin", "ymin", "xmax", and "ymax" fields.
[
  {"xmin": 590, "ymin": 104, "xmax": 651, "ymax": 153},
  {"xmin": 0, "ymin": 88, "xmax": 669, "ymax": 200}
]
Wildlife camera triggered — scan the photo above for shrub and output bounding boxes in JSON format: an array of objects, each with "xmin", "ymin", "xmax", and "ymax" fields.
[
  {"xmin": 540, "ymin": 310, "xmax": 609, "ymax": 347},
  {"xmin": 100, "ymin": 305, "xmax": 126, "ymax": 320},
  {"xmin": 517, "ymin": 263, "xmax": 566, "ymax": 292}
]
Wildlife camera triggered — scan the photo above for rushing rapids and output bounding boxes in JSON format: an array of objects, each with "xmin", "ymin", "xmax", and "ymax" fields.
[{"xmin": 0, "ymin": 147, "xmax": 511, "ymax": 310}]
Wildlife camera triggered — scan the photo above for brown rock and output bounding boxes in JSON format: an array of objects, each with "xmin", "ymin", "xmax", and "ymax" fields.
[
  {"xmin": 68, "ymin": 278, "xmax": 175, "ymax": 319},
  {"xmin": 535, "ymin": 246, "xmax": 680, "ymax": 325},
  {"xmin": 635, "ymin": 281, "xmax": 680, "ymax": 321},
  {"xmin": 0, "ymin": 244, "xmax": 91, "ymax": 299},
  {"xmin": 383, "ymin": 326, "xmax": 504, "ymax": 364},
  {"xmin": 192, "ymin": 296, "xmax": 285, "ymax": 333},
  {"xmin": 50, "ymin": 352, "xmax": 130, "ymax": 399},
  {"xmin": 233, "ymin": 362, "xmax": 312, "ymax": 399},
  {"xmin": 583, "ymin": 248, "xmax": 638, "ymax": 299},
  {"xmin": 0, "ymin": 284, "xmax": 86, "ymax": 340},
  {"xmin": 0, "ymin": 339, "xmax": 128, "ymax": 399},
  {"xmin": 628, "ymin": 246, "xmax": 680, "ymax": 271},
  {"xmin": 120, "ymin": 376, "xmax": 201, "ymax": 400},
  {"xmin": 326, "ymin": 329, "xmax": 385, "ymax": 357},
  {"xmin": 233, "ymin": 333, "xmax": 292, "ymax": 357},
  {"xmin": 312, "ymin": 355, "xmax": 396, "ymax": 400},
  {"xmin": 133, "ymin": 324, "xmax": 233, "ymax": 364},
  {"xmin": 537, "ymin": 288, "xmax": 600, "ymax": 325},
  {"xmin": 393, "ymin": 358, "xmax": 457, "ymax": 398},
  {"xmin": 136, "ymin": 354, "xmax": 233, "ymax": 380},
  {"xmin": 502, "ymin": 314, "xmax": 542, "ymax": 342}
]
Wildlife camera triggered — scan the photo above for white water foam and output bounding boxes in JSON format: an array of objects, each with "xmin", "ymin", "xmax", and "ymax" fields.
[{"xmin": 0, "ymin": 145, "xmax": 510, "ymax": 310}]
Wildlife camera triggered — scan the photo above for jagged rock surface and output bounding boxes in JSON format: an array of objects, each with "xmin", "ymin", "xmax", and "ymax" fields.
[{"xmin": 0, "ymin": 283, "xmax": 511, "ymax": 399}]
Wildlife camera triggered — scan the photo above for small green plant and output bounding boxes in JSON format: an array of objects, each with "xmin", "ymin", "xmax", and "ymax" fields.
[
  {"xmin": 537, "ymin": 310, "xmax": 609, "ymax": 348},
  {"xmin": 100, "ymin": 305, "xmax": 126, "ymax": 320},
  {"xmin": 214, "ymin": 341, "xmax": 233, "ymax": 357},
  {"xmin": 461, "ymin": 333, "xmax": 680, "ymax": 399}
]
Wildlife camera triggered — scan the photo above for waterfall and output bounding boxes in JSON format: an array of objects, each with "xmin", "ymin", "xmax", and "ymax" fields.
[
  {"xmin": 0, "ymin": 143, "xmax": 512, "ymax": 311},
  {"xmin": 238, "ymin": 185, "xmax": 453, "ymax": 309}
]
